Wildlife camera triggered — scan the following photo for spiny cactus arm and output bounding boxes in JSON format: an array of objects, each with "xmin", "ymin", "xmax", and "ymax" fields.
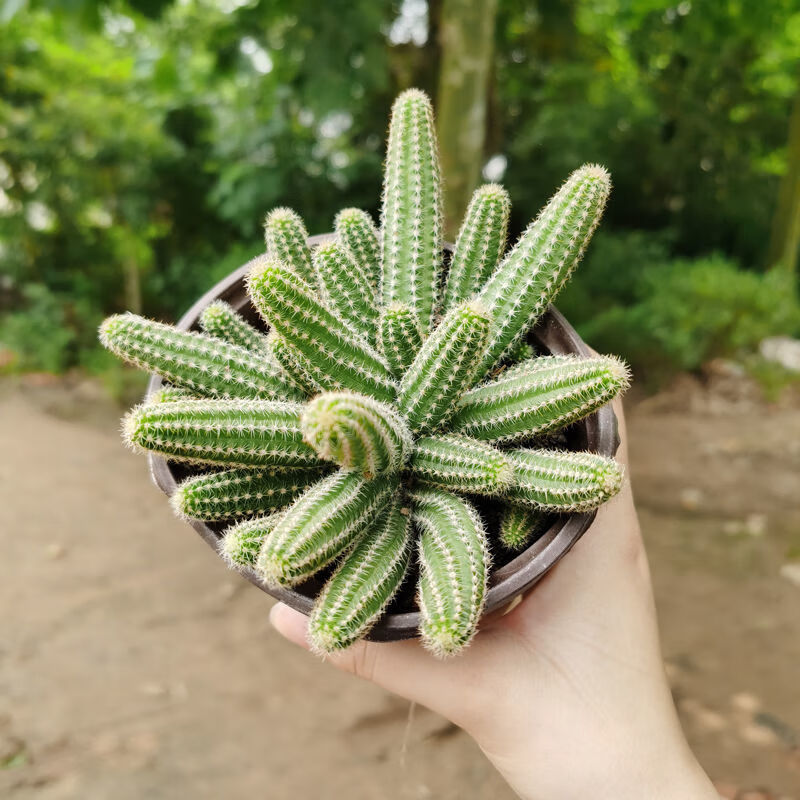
[
  {"xmin": 199, "ymin": 300, "xmax": 271, "ymax": 354},
  {"xmin": 308, "ymin": 496, "xmax": 412, "ymax": 653},
  {"xmin": 312, "ymin": 241, "xmax": 379, "ymax": 344},
  {"xmin": 171, "ymin": 466, "xmax": 326, "ymax": 521},
  {"xmin": 301, "ymin": 392, "xmax": 413, "ymax": 478},
  {"xmin": 505, "ymin": 448, "xmax": 624, "ymax": 511},
  {"xmin": 266, "ymin": 330, "xmax": 317, "ymax": 397},
  {"xmin": 334, "ymin": 208, "xmax": 381, "ymax": 295},
  {"xmin": 220, "ymin": 510, "xmax": 286, "ymax": 570},
  {"xmin": 451, "ymin": 355, "xmax": 630, "ymax": 444},
  {"xmin": 257, "ymin": 471, "xmax": 399, "ymax": 588},
  {"xmin": 99, "ymin": 314, "xmax": 303, "ymax": 401},
  {"xmin": 476, "ymin": 165, "xmax": 611, "ymax": 372},
  {"xmin": 499, "ymin": 503, "xmax": 552, "ymax": 551},
  {"xmin": 397, "ymin": 301, "xmax": 492, "ymax": 435},
  {"xmin": 441, "ymin": 184, "xmax": 510, "ymax": 315},
  {"xmin": 410, "ymin": 488, "xmax": 490, "ymax": 657},
  {"xmin": 263, "ymin": 207, "xmax": 315, "ymax": 285},
  {"xmin": 122, "ymin": 399, "xmax": 320, "ymax": 469},
  {"xmin": 410, "ymin": 434, "xmax": 512, "ymax": 496},
  {"xmin": 147, "ymin": 385, "xmax": 197, "ymax": 404},
  {"xmin": 248, "ymin": 257, "xmax": 396, "ymax": 402},
  {"xmin": 377, "ymin": 303, "xmax": 424, "ymax": 378},
  {"xmin": 381, "ymin": 89, "xmax": 443, "ymax": 334}
]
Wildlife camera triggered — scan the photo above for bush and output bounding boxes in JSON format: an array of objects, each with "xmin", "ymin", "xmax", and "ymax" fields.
[{"xmin": 572, "ymin": 251, "xmax": 800, "ymax": 380}]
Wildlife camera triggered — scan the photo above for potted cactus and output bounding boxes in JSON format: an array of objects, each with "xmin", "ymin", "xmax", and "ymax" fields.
[{"xmin": 99, "ymin": 89, "xmax": 629, "ymax": 656}]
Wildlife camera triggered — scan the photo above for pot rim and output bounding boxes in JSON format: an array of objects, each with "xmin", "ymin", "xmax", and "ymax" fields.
[{"xmin": 146, "ymin": 234, "xmax": 620, "ymax": 641}]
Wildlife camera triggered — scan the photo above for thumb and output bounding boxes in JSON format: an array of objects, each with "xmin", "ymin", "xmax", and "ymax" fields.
[{"xmin": 269, "ymin": 602, "xmax": 490, "ymax": 727}]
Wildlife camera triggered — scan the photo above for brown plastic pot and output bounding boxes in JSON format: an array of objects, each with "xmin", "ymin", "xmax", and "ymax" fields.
[{"xmin": 146, "ymin": 234, "xmax": 620, "ymax": 641}]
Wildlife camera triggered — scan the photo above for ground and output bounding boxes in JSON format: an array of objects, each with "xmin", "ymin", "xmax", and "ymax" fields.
[{"xmin": 1, "ymin": 373, "xmax": 798, "ymax": 799}]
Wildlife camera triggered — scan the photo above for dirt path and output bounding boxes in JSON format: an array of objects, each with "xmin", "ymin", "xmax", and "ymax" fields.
[{"xmin": 1, "ymin": 381, "xmax": 799, "ymax": 798}]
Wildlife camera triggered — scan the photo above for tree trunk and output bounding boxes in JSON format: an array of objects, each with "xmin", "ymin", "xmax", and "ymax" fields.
[
  {"xmin": 436, "ymin": 0, "xmax": 499, "ymax": 239},
  {"xmin": 768, "ymin": 82, "xmax": 800, "ymax": 274}
]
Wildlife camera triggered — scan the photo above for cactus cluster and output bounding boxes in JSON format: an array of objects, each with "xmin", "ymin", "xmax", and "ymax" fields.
[{"xmin": 100, "ymin": 88, "xmax": 629, "ymax": 657}]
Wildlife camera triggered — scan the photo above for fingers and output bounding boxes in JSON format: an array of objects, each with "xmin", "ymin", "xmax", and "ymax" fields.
[{"xmin": 269, "ymin": 602, "xmax": 490, "ymax": 727}]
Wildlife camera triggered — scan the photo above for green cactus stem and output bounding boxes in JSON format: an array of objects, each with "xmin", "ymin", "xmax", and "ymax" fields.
[
  {"xmin": 199, "ymin": 300, "xmax": 270, "ymax": 354},
  {"xmin": 256, "ymin": 472, "xmax": 399, "ymax": 588},
  {"xmin": 411, "ymin": 488, "xmax": 490, "ymax": 656},
  {"xmin": 265, "ymin": 331, "xmax": 316, "ymax": 397},
  {"xmin": 301, "ymin": 392, "xmax": 413, "ymax": 478},
  {"xmin": 147, "ymin": 385, "xmax": 196, "ymax": 404},
  {"xmin": 451, "ymin": 355, "xmax": 630, "ymax": 444},
  {"xmin": 263, "ymin": 207, "xmax": 315, "ymax": 285},
  {"xmin": 220, "ymin": 510, "xmax": 285, "ymax": 569},
  {"xmin": 441, "ymin": 184, "xmax": 510, "ymax": 315},
  {"xmin": 377, "ymin": 302, "xmax": 424, "ymax": 378},
  {"xmin": 410, "ymin": 434, "xmax": 512, "ymax": 496},
  {"xmin": 499, "ymin": 504, "xmax": 552, "ymax": 551},
  {"xmin": 505, "ymin": 448, "xmax": 624, "ymax": 511},
  {"xmin": 398, "ymin": 301, "xmax": 492, "ymax": 434},
  {"xmin": 248, "ymin": 257, "xmax": 396, "ymax": 402},
  {"xmin": 171, "ymin": 466, "xmax": 325, "ymax": 521},
  {"xmin": 99, "ymin": 313, "xmax": 301, "ymax": 401},
  {"xmin": 476, "ymin": 165, "xmax": 611, "ymax": 372},
  {"xmin": 334, "ymin": 208, "xmax": 381, "ymax": 294},
  {"xmin": 312, "ymin": 241, "xmax": 379, "ymax": 344},
  {"xmin": 308, "ymin": 497, "xmax": 412, "ymax": 653},
  {"xmin": 123, "ymin": 399, "xmax": 319, "ymax": 469},
  {"xmin": 381, "ymin": 89, "xmax": 442, "ymax": 334}
]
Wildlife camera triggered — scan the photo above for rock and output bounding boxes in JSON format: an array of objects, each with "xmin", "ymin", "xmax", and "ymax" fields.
[
  {"xmin": 680, "ymin": 487, "xmax": 704, "ymax": 511},
  {"xmin": 780, "ymin": 563, "xmax": 800, "ymax": 588},
  {"xmin": 744, "ymin": 514, "xmax": 767, "ymax": 537},
  {"xmin": 45, "ymin": 543, "xmax": 66, "ymax": 560},
  {"xmin": 731, "ymin": 692, "xmax": 761, "ymax": 713},
  {"xmin": 760, "ymin": 336, "xmax": 800, "ymax": 372}
]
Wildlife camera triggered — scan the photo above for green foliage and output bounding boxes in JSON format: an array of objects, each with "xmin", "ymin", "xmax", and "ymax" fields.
[{"xmin": 580, "ymin": 254, "xmax": 800, "ymax": 375}]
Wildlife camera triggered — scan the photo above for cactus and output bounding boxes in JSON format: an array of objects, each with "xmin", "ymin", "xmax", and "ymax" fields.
[
  {"xmin": 147, "ymin": 385, "xmax": 196, "ymax": 404},
  {"xmin": 312, "ymin": 241, "xmax": 379, "ymax": 344},
  {"xmin": 308, "ymin": 497, "xmax": 412, "ymax": 653},
  {"xmin": 172, "ymin": 466, "xmax": 324, "ymax": 521},
  {"xmin": 499, "ymin": 504, "xmax": 552, "ymax": 551},
  {"xmin": 101, "ymin": 87, "xmax": 628, "ymax": 657},
  {"xmin": 220, "ymin": 510, "xmax": 285, "ymax": 569},
  {"xmin": 441, "ymin": 184, "xmax": 510, "ymax": 315},
  {"xmin": 123, "ymin": 399, "xmax": 320, "ymax": 468},
  {"xmin": 381, "ymin": 89, "xmax": 442, "ymax": 334},
  {"xmin": 99, "ymin": 313, "xmax": 301, "ymax": 401},
  {"xmin": 301, "ymin": 392, "xmax": 413, "ymax": 478},
  {"xmin": 266, "ymin": 330, "xmax": 317, "ymax": 397},
  {"xmin": 256, "ymin": 471, "xmax": 399, "ymax": 588},
  {"xmin": 398, "ymin": 301, "xmax": 492, "ymax": 435},
  {"xmin": 248, "ymin": 257, "xmax": 396, "ymax": 402},
  {"xmin": 199, "ymin": 300, "xmax": 270, "ymax": 354},
  {"xmin": 410, "ymin": 434, "xmax": 512, "ymax": 496},
  {"xmin": 476, "ymin": 165, "xmax": 611, "ymax": 373},
  {"xmin": 264, "ymin": 207, "xmax": 314, "ymax": 285},
  {"xmin": 505, "ymin": 448, "xmax": 624, "ymax": 512},
  {"xmin": 411, "ymin": 488, "xmax": 490, "ymax": 656},
  {"xmin": 335, "ymin": 208, "xmax": 381, "ymax": 294},
  {"xmin": 451, "ymin": 355, "xmax": 630, "ymax": 444},
  {"xmin": 378, "ymin": 302, "xmax": 424, "ymax": 377}
]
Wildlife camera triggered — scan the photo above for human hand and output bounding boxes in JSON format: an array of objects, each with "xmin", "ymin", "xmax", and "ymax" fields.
[{"xmin": 270, "ymin": 399, "xmax": 719, "ymax": 800}]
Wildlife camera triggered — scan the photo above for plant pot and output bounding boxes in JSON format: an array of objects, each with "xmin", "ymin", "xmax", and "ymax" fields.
[{"xmin": 146, "ymin": 234, "xmax": 620, "ymax": 642}]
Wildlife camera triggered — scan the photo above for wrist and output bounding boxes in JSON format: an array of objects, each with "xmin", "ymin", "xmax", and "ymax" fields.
[{"xmin": 475, "ymin": 725, "xmax": 718, "ymax": 800}]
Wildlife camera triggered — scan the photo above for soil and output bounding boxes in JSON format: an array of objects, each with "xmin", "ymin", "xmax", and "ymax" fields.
[{"xmin": 1, "ymin": 374, "xmax": 799, "ymax": 799}]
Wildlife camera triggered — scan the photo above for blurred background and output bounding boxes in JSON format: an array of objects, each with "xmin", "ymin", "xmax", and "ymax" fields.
[{"xmin": 1, "ymin": 1, "xmax": 798, "ymax": 798}]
